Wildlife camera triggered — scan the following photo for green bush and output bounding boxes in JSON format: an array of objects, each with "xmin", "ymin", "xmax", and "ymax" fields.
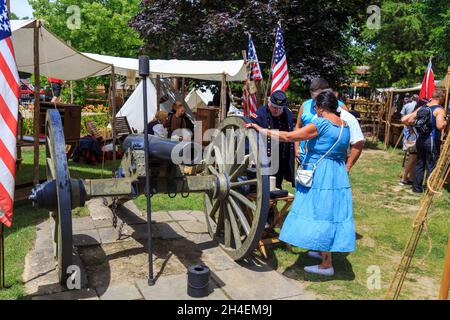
[{"xmin": 80, "ymin": 113, "xmax": 110, "ymax": 136}]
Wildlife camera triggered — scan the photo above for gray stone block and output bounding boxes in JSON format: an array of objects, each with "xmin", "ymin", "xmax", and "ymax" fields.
[
  {"xmin": 97, "ymin": 283, "xmax": 143, "ymax": 300},
  {"xmin": 168, "ymin": 211, "xmax": 196, "ymax": 222},
  {"xmin": 87, "ymin": 199, "xmax": 113, "ymax": 221},
  {"xmin": 135, "ymin": 274, "xmax": 229, "ymax": 300},
  {"xmin": 32, "ymin": 288, "xmax": 99, "ymax": 300},
  {"xmin": 152, "ymin": 211, "xmax": 174, "ymax": 223},
  {"xmin": 156, "ymin": 222, "xmax": 188, "ymax": 240},
  {"xmin": 72, "ymin": 216, "xmax": 95, "ymax": 232},
  {"xmin": 201, "ymin": 247, "xmax": 237, "ymax": 272},
  {"xmin": 179, "ymin": 220, "xmax": 208, "ymax": 234},
  {"xmin": 214, "ymin": 267, "xmax": 304, "ymax": 300},
  {"xmin": 190, "ymin": 211, "xmax": 207, "ymax": 224},
  {"xmin": 73, "ymin": 229, "xmax": 101, "ymax": 247}
]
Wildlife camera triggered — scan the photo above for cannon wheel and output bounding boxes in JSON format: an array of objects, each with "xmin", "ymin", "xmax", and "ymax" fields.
[
  {"xmin": 204, "ymin": 116, "xmax": 269, "ymax": 261},
  {"xmin": 46, "ymin": 110, "xmax": 73, "ymax": 284}
]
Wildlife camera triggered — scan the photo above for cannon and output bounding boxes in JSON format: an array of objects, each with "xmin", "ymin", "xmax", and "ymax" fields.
[{"xmin": 30, "ymin": 109, "xmax": 270, "ymax": 285}]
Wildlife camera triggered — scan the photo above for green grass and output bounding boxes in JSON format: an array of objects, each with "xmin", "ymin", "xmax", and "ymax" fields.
[
  {"xmin": 1, "ymin": 143, "xmax": 449, "ymax": 300},
  {"xmin": 0, "ymin": 147, "xmax": 115, "ymax": 300},
  {"xmin": 266, "ymin": 143, "xmax": 450, "ymax": 300}
]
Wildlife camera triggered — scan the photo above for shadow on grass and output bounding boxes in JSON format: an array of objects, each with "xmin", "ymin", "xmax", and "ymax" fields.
[
  {"xmin": 281, "ymin": 251, "xmax": 356, "ymax": 283},
  {"xmin": 265, "ymin": 242, "xmax": 356, "ymax": 283}
]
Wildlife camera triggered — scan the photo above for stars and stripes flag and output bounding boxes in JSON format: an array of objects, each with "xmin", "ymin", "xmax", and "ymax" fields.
[
  {"xmin": 248, "ymin": 34, "xmax": 262, "ymax": 81},
  {"xmin": 0, "ymin": 0, "xmax": 19, "ymax": 228},
  {"xmin": 271, "ymin": 22, "xmax": 290, "ymax": 93},
  {"xmin": 243, "ymin": 34, "xmax": 261, "ymax": 116},
  {"xmin": 419, "ymin": 58, "xmax": 435, "ymax": 101}
]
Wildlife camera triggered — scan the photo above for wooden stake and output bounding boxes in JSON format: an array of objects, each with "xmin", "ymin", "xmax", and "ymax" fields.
[
  {"xmin": 156, "ymin": 75, "xmax": 161, "ymax": 112},
  {"xmin": 220, "ymin": 73, "xmax": 227, "ymax": 121},
  {"xmin": 33, "ymin": 21, "xmax": 41, "ymax": 186},
  {"xmin": 439, "ymin": 236, "xmax": 450, "ymax": 300},
  {"xmin": 111, "ymin": 66, "xmax": 117, "ymax": 165}
]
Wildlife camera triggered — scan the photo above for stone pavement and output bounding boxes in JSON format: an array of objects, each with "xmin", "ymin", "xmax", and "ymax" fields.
[{"xmin": 23, "ymin": 200, "xmax": 314, "ymax": 300}]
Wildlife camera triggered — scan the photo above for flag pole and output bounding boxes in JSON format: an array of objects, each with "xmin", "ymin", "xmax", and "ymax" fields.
[{"xmin": 263, "ymin": 21, "xmax": 281, "ymax": 104}]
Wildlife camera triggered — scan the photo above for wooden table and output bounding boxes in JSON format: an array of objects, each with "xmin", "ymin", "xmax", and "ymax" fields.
[{"xmin": 247, "ymin": 193, "xmax": 295, "ymax": 259}]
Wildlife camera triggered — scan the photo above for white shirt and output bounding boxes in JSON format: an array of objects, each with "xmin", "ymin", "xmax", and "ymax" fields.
[
  {"xmin": 153, "ymin": 123, "xmax": 168, "ymax": 138},
  {"xmin": 340, "ymin": 109, "xmax": 365, "ymax": 145},
  {"xmin": 312, "ymin": 109, "xmax": 365, "ymax": 146}
]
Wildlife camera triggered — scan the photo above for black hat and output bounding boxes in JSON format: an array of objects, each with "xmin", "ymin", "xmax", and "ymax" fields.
[{"xmin": 270, "ymin": 90, "xmax": 288, "ymax": 109}]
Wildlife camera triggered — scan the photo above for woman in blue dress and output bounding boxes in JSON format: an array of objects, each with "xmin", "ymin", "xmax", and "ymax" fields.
[{"xmin": 246, "ymin": 90, "xmax": 355, "ymax": 276}]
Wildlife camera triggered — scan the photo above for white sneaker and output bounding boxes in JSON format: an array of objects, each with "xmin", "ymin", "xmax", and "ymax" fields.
[
  {"xmin": 307, "ymin": 251, "xmax": 322, "ymax": 260},
  {"xmin": 304, "ymin": 265, "xmax": 335, "ymax": 276}
]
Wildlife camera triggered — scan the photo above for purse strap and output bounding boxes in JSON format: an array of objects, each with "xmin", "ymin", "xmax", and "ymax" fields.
[{"xmin": 302, "ymin": 120, "xmax": 345, "ymax": 169}]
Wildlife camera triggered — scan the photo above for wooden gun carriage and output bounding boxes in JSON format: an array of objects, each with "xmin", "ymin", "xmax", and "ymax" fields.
[{"xmin": 30, "ymin": 109, "xmax": 270, "ymax": 285}]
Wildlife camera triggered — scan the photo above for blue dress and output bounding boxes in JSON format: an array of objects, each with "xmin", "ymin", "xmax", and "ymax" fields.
[{"xmin": 279, "ymin": 117, "xmax": 356, "ymax": 253}]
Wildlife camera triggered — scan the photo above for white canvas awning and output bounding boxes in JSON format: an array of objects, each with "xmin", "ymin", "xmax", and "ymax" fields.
[
  {"xmin": 11, "ymin": 19, "xmax": 111, "ymax": 80},
  {"xmin": 84, "ymin": 53, "xmax": 247, "ymax": 82}
]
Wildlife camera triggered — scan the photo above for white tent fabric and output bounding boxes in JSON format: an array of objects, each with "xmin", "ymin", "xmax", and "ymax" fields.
[
  {"xmin": 116, "ymin": 78, "xmax": 194, "ymax": 133},
  {"xmin": 84, "ymin": 53, "xmax": 247, "ymax": 82},
  {"xmin": 11, "ymin": 19, "xmax": 111, "ymax": 80},
  {"xmin": 185, "ymin": 87, "xmax": 215, "ymax": 112}
]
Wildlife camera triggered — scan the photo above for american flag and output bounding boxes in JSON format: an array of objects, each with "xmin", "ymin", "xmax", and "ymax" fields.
[
  {"xmin": 271, "ymin": 22, "xmax": 290, "ymax": 93},
  {"xmin": 243, "ymin": 34, "xmax": 260, "ymax": 116},
  {"xmin": 0, "ymin": 0, "xmax": 19, "ymax": 228},
  {"xmin": 248, "ymin": 34, "xmax": 262, "ymax": 81}
]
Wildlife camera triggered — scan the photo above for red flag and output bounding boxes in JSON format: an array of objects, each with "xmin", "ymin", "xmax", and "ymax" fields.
[
  {"xmin": 419, "ymin": 59, "xmax": 435, "ymax": 100},
  {"xmin": 0, "ymin": 1, "xmax": 19, "ymax": 228}
]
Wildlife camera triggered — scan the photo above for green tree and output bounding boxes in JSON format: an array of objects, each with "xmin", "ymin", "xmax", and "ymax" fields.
[
  {"xmin": 29, "ymin": 0, "xmax": 143, "ymax": 57},
  {"xmin": 362, "ymin": 0, "xmax": 450, "ymax": 88},
  {"xmin": 28, "ymin": 0, "xmax": 143, "ymax": 105}
]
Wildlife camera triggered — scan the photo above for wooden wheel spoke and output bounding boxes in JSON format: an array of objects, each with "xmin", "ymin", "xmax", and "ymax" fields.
[
  {"xmin": 222, "ymin": 204, "xmax": 231, "ymax": 247},
  {"xmin": 229, "ymin": 155, "xmax": 250, "ymax": 181},
  {"xmin": 227, "ymin": 202, "xmax": 242, "ymax": 248},
  {"xmin": 230, "ymin": 189, "xmax": 256, "ymax": 212},
  {"xmin": 230, "ymin": 179, "xmax": 257, "ymax": 189},
  {"xmin": 213, "ymin": 146, "xmax": 226, "ymax": 173},
  {"xmin": 207, "ymin": 165, "xmax": 219, "ymax": 176},
  {"xmin": 228, "ymin": 196, "xmax": 251, "ymax": 236}
]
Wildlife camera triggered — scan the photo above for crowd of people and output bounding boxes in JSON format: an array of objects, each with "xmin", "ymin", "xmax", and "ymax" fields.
[
  {"xmin": 247, "ymin": 78, "xmax": 366, "ymax": 276},
  {"xmin": 400, "ymin": 89, "xmax": 447, "ymax": 193}
]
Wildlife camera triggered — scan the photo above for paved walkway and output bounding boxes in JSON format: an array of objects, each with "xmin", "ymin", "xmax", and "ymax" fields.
[{"xmin": 23, "ymin": 200, "xmax": 314, "ymax": 300}]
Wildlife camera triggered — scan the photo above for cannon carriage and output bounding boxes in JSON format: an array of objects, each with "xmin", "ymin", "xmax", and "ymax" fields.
[{"xmin": 30, "ymin": 109, "xmax": 270, "ymax": 285}]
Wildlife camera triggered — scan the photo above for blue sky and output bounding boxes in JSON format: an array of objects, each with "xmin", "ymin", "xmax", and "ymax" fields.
[{"xmin": 11, "ymin": 0, "xmax": 34, "ymax": 18}]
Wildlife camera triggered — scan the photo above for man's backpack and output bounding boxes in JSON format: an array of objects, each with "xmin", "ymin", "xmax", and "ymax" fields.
[{"xmin": 414, "ymin": 107, "xmax": 434, "ymax": 137}]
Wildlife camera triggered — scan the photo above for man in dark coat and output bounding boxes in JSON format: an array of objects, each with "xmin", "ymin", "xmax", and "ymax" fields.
[{"xmin": 251, "ymin": 90, "xmax": 295, "ymax": 189}]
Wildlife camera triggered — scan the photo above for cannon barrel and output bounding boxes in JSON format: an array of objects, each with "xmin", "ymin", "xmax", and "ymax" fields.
[{"xmin": 123, "ymin": 134, "xmax": 200, "ymax": 162}]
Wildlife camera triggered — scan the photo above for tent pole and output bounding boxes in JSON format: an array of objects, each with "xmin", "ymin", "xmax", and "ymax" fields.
[
  {"xmin": 33, "ymin": 21, "xmax": 41, "ymax": 186},
  {"xmin": 156, "ymin": 75, "xmax": 161, "ymax": 112},
  {"xmin": 220, "ymin": 73, "xmax": 227, "ymax": 122},
  {"xmin": 111, "ymin": 66, "xmax": 117, "ymax": 166},
  {"xmin": 181, "ymin": 78, "xmax": 186, "ymax": 102}
]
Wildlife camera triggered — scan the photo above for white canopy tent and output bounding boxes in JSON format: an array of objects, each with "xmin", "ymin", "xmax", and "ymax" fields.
[
  {"xmin": 83, "ymin": 53, "xmax": 247, "ymax": 82},
  {"xmin": 185, "ymin": 87, "xmax": 215, "ymax": 112},
  {"xmin": 11, "ymin": 19, "xmax": 111, "ymax": 80}
]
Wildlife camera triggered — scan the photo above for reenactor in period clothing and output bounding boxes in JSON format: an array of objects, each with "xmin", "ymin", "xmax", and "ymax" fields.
[{"xmin": 251, "ymin": 90, "xmax": 295, "ymax": 189}]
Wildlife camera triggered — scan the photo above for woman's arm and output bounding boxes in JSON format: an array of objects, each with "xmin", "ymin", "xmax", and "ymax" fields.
[{"xmin": 246, "ymin": 123, "xmax": 318, "ymax": 143}]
